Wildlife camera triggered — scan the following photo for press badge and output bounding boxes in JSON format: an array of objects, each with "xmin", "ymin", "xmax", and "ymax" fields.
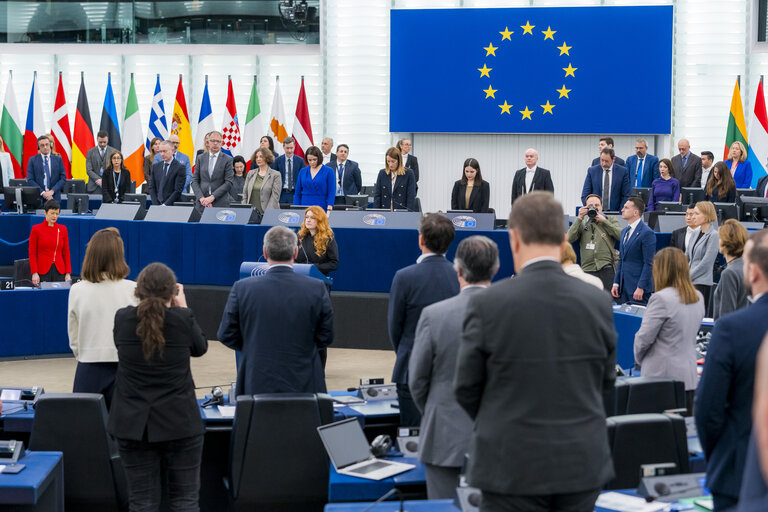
[{"xmin": 585, "ymin": 242, "xmax": 595, "ymax": 250}]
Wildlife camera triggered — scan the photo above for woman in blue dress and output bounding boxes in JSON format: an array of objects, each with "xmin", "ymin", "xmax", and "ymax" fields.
[
  {"xmin": 294, "ymin": 145, "xmax": 336, "ymax": 211},
  {"xmin": 647, "ymin": 158, "xmax": 680, "ymax": 211}
]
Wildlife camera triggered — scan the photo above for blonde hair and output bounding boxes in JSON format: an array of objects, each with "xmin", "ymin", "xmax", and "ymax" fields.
[
  {"xmin": 719, "ymin": 219, "xmax": 748, "ymax": 258},
  {"xmin": 695, "ymin": 201, "xmax": 717, "ymax": 224},
  {"xmin": 730, "ymin": 141, "xmax": 747, "ymax": 163},
  {"xmin": 652, "ymin": 247, "xmax": 699, "ymax": 305},
  {"xmin": 561, "ymin": 243, "xmax": 577, "ymax": 265}
]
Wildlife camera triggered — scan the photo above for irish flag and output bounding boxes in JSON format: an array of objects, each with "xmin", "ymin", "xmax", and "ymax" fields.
[
  {"xmin": 0, "ymin": 72, "xmax": 23, "ymax": 178},
  {"xmin": 724, "ymin": 78, "xmax": 748, "ymax": 160},
  {"xmin": 123, "ymin": 75, "xmax": 145, "ymax": 186}
]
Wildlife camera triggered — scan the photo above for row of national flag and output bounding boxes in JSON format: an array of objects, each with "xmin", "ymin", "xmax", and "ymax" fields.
[
  {"xmin": 0, "ymin": 73, "xmax": 314, "ymax": 186},
  {"xmin": 724, "ymin": 76, "xmax": 768, "ymax": 188}
]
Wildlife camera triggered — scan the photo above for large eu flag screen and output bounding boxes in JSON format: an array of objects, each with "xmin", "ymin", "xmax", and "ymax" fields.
[{"xmin": 390, "ymin": 6, "xmax": 673, "ymax": 134}]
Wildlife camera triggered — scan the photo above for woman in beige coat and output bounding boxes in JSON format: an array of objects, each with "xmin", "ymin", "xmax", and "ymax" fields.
[{"xmin": 243, "ymin": 147, "xmax": 282, "ymax": 214}]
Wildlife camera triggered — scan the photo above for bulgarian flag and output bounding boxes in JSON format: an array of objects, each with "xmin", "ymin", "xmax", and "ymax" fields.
[
  {"xmin": 0, "ymin": 72, "xmax": 23, "ymax": 178},
  {"xmin": 724, "ymin": 77, "xmax": 748, "ymax": 160},
  {"xmin": 123, "ymin": 74, "xmax": 145, "ymax": 186},
  {"xmin": 71, "ymin": 73, "xmax": 95, "ymax": 181}
]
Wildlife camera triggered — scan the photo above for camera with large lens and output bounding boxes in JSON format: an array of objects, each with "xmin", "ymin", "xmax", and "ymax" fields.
[{"xmin": 587, "ymin": 206, "xmax": 598, "ymax": 218}]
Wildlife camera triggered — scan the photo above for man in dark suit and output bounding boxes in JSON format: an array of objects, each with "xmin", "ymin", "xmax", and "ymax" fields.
[
  {"xmin": 389, "ymin": 213, "xmax": 459, "ymax": 426},
  {"xmin": 149, "ymin": 141, "xmax": 186, "ymax": 206},
  {"xmin": 738, "ymin": 332, "xmax": 768, "ymax": 512},
  {"xmin": 625, "ymin": 138, "xmax": 660, "ymax": 188},
  {"xmin": 26, "ymin": 135, "xmax": 66, "ymax": 205},
  {"xmin": 591, "ymin": 136, "xmax": 625, "ymax": 167},
  {"xmin": 331, "ymin": 144, "xmax": 362, "ymax": 197},
  {"xmin": 85, "ymin": 130, "xmax": 116, "ymax": 194},
  {"xmin": 696, "ymin": 229, "xmax": 768, "ymax": 511},
  {"xmin": 671, "ymin": 138, "xmax": 703, "ymax": 188},
  {"xmin": 581, "ymin": 147, "xmax": 632, "ymax": 211},
  {"xmin": 757, "ymin": 174, "xmax": 768, "ymax": 198},
  {"xmin": 190, "ymin": 130, "xmax": 233, "ymax": 213},
  {"xmin": 455, "ymin": 192, "xmax": 616, "ymax": 511},
  {"xmin": 510, "ymin": 148, "xmax": 554, "ymax": 204},
  {"xmin": 320, "ymin": 137, "xmax": 337, "ymax": 165},
  {"xmin": 669, "ymin": 206, "xmax": 697, "ymax": 252},
  {"xmin": 398, "ymin": 138, "xmax": 419, "ymax": 183},
  {"xmin": 612, "ymin": 197, "xmax": 656, "ymax": 304},
  {"xmin": 271, "ymin": 136, "xmax": 304, "ymax": 204},
  {"xmin": 218, "ymin": 225, "xmax": 333, "ymax": 396}
]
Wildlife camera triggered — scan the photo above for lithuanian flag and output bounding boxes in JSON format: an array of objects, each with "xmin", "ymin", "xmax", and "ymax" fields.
[{"xmin": 724, "ymin": 78, "xmax": 749, "ymax": 160}]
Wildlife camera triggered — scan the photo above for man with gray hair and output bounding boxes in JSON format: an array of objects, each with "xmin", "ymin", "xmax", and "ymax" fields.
[
  {"xmin": 148, "ymin": 140, "xmax": 186, "ymax": 206},
  {"xmin": 409, "ymin": 235, "xmax": 499, "ymax": 499},
  {"xmin": 218, "ymin": 225, "xmax": 333, "ymax": 396},
  {"xmin": 320, "ymin": 136, "xmax": 336, "ymax": 165}
]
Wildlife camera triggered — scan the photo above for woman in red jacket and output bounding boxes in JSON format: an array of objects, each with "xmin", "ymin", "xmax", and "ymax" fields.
[{"xmin": 29, "ymin": 199, "xmax": 71, "ymax": 286}]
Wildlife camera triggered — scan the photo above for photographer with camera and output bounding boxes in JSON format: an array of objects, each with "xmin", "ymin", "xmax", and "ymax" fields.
[{"xmin": 567, "ymin": 194, "xmax": 621, "ymax": 291}]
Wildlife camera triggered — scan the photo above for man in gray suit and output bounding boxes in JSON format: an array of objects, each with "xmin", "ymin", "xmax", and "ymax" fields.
[
  {"xmin": 409, "ymin": 235, "xmax": 499, "ymax": 499},
  {"xmin": 191, "ymin": 130, "xmax": 234, "ymax": 213},
  {"xmin": 85, "ymin": 130, "xmax": 116, "ymax": 193},
  {"xmin": 455, "ymin": 192, "xmax": 616, "ymax": 512}
]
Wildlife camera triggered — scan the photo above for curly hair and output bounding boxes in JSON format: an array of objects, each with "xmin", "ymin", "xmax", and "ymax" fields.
[{"xmin": 298, "ymin": 205, "xmax": 334, "ymax": 256}]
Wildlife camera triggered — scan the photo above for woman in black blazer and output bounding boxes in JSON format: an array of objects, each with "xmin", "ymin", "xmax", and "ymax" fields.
[
  {"xmin": 102, "ymin": 150, "xmax": 132, "ymax": 203},
  {"xmin": 108, "ymin": 262, "xmax": 207, "ymax": 511},
  {"xmin": 450, "ymin": 158, "xmax": 490, "ymax": 213},
  {"xmin": 705, "ymin": 161, "xmax": 737, "ymax": 203},
  {"xmin": 373, "ymin": 147, "xmax": 417, "ymax": 210}
]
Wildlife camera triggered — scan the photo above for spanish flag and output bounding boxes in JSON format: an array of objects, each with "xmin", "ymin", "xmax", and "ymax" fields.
[
  {"xmin": 71, "ymin": 74, "xmax": 95, "ymax": 181},
  {"xmin": 724, "ymin": 78, "xmax": 748, "ymax": 160},
  {"xmin": 171, "ymin": 76, "xmax": 194, "ymax": 163}
]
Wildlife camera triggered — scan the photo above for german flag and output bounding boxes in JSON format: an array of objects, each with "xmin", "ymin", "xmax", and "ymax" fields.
[{"xmin": 71, "ymin": 74, "xmax": 95, "ymax": 181}]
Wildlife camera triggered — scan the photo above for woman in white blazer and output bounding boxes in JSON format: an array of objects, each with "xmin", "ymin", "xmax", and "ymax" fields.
[
  {"xmin": 634, "ymin": 247, "xmax": 705, "ymax": 415},
  {"xmin": 68, "ymin": 228, "xmax": 137, "ymax": 407}
]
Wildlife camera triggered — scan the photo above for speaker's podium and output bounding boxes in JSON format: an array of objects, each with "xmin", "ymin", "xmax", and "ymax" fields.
[
  {"xmin": 199, "ymin": 206, "xmax": 260, "ymax": 225},
  {"xmin": 143, "ymin": 205, "xmax": 200, "ymax": 223},
  {"xmin": 239, "ymin": 261, "xmax": 332, "ymax": 286},
  {"xmin": 95, "ymin": 203, "xmax": 147, "ymax": 220}
]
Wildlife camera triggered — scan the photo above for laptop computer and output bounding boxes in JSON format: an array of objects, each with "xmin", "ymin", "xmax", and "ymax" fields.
[{"xmin": 317, "ymin": 417, "xmax": 415, "ymax": 480}]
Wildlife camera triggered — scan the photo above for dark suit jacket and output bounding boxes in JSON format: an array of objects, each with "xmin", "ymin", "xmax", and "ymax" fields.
[
  {"xmin": 108, "ymin": 306, "xmax": 207, "ymax": 443},
  {"xmin": 373, "ymin": 169, "xmax": 417, "ymax": 211},
  {"xmin": 149, "ymin": 159, "xmax": 186, "ymax": 206},
  {"xmin": 330, "ymin": 159, "xmax": 362, "ymax": 196},
  {"xmin": 695, "ymin": 295, "xmax": 768, "ymax": 499},
  {"xmin": 191, "ymin": 151, "xmax": 234, "ymax": 212},
  {"xmin": 454, "ymin": 260, "xmax": 616, "ymax": 495},
  {"xmin": 737, "ymin": 435, "xmax": 768, "ymax": 511},
  {"xmin": 592, "ymin": 155, "xmax": 625, "ymax": 167},
  {"xmin": 451, "ymin": 180, "xmax": 490, "ymax": 213},
  {"xmin": 581, "ymin": 164, "xmax": 632, "ymax": 211},
  {"xmin": 388, "ymin": 255, "xmax": 459, "ymax": 384},
  {"xmin": 625, "ymin": 154, "xmax": 660, "ymax": 188},
  {"xmin": 217, "ymin": 266, "xmax": 333, "ymax": 396},
  {"xmin": 271, "ymin": 154, "xmax": 304, "ymax": 190},
  {"xmin": 405, "ymin": 154, "xmax": 419, "ymax": 182},
  {"xmin": 295, "ymin": 235, "xmax": 339, "ymax": 276},
  {"xmin": 669, "ymin": 226, "xmax": 688, "ymax": 252},
  {"xmin": 101, "ymin": 168, "xmax": 132, "ymax": 204},
  {"xmin": 86, "ymin": 145, "xmax": 116, "ymax": 193},
  {"xmin": 510, "ymin": 167, "xmax": 554, "ymax": 204},
  {"xmin": 614, "ymin": 221, "xmax": 656, "ymax": 303},
  {"xmin": 671, "ymin": 153, "xmax": 703, "ymax": 188},
  {"xmin": 26, "ymin": 154, "xmax": 66, "ymax": 201},
  {"xmin": 756, "ymin": 175, "xmax": 768, "ymax": 197}
]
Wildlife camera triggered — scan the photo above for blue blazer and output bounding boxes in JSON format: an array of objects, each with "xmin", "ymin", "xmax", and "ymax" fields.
[
  {"xmin": 726, "ymin": 160, "xmax": 754, "ymax": 189},
  {"xmin": 330, "ymin": 159, "xmax": 362, "ymax": 196},
  {"xmin": 614, "ymin": 221, "xmax": 655, "ymax": 303},
  {"xmin": 26, "ymin": 154, "xmax": 66, "ymax": 201},
  {"xmin": 388, "ymin": 255, "xmax": 459, "ymax": 384},
  {"xmin": 625, "ymin": 154, "xmax": 660, "ymax": 188},
  {"xmin": 738, "ymin": 435, "xmax": 768, "ymax": 511},
  {"xmin": 581, "ymin": 164, "xmax": 631, "ymax": 211},
  {"xmin": 695, "ymin": 295, "xmax": 768, "ymax": 499},
  {"xmin": 217, "ymin": 266, "xmax": 333, "ymax": 396},
  {"xmin": 271, "ymin": 154, "xmax": 305, "ymax": 190}
]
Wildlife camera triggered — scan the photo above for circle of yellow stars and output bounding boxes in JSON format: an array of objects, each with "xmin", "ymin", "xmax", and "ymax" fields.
[{"xmin": 477, "ymin": 21, "xmax": 576, "ymax": 121}]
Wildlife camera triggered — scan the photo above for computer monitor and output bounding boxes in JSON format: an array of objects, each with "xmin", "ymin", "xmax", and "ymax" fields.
[
  {"xmin": 122, "ymin": 193, "xmax": 148, "ymax": 208},
  {"xmin": 180, "ymin": 193, "xmax": 195, "ymax": 202},
  {"xmin": 713, "ymin": 202, "xmax": 739, "ymax": 222},
  {"xmin": 680, "ymin": 187, "xmax": 705, "ymax": 206},
  {"xmin": 128, "ymin": 180, "xmax": 137, "ymax": 193},
  {"xmin": 737, "ymin": 188, "xmax": 757, "ymax": 198},
  {"xmin": 345, "ymin": 194, "xmax": 368, "ymax": 209},
  {"xmin": 9, "ymin": 179, "xmax": 27, "ymax": 187},
  {"xmin": 448, "ymin": 209, "xmax": 473, "ymax": 214},
  {"xmin": 360, "ymin": 186, "xmax": 374, "ymax": 196},
  {"xmin": 64, "ymin": 179, "xmax": 86, "ymax": 194},
  {"xmin": 3, "ymin": 186, "xmax": 41, "ymax": 213},
  {"xmin": 740, "ymin": 196, "xmax": 768, "ymax": 222},
  {"xmin": 67, "ymin": 193, "xmax": 90, "ymax": 214},
  {"xmin": 657, "ymin": 201, "xmax": 683, "ymax": 213},
  {"xmin": 631, "ymin": 188, "xmax": 650, "ymax": 206}
]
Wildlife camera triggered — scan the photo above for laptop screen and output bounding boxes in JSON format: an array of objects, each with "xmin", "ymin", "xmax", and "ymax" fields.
[{"xmin": 318, "ymin": 418, "xmax": 372, "ymax": 469}]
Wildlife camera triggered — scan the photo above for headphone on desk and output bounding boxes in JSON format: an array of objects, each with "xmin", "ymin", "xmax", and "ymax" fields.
[{"xmin": 201, "ymin": 387, "xmax": 225, "ymax": 408}]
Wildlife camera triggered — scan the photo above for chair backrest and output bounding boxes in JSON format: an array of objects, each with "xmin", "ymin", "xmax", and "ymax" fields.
[
  {"xmin": 28, "ymin": 393, "xmax": 127, "ymax": 511},
  {"xmin": 229, "ymin": 393, "xmax": 334, "ymax": 511},
  {"xmin": 605, "ymin": 413, "xmax": 689, "ymax": 490},
  {"xmin": 614, "ymin": 377, "xmax": 686, "ymax": 415},
  {"xmin": 13, "ymin": 258, "xmax": 32, "ymax": 287}
]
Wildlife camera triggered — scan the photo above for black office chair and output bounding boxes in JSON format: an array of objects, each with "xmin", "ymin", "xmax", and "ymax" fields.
[
  {"xmin": 605, "ymin": 413, "xmax": 689, "ymax": 490},
  {"xmin": 414, "ymin": 197, "xmax": 422, "ymax": 212},
  {"xmin": 227, "ymin": 393, "xmax": 334, "ymax": 511},
  {"xmin": 613, "ymin": 377, "xmax": 686, "ymax": 415},
  {"xmin": 13, "ymin": 258, "xmax": 32, "ymax": 288},
  {"xmin": 28, "ymin": 393, "xmax": 128, "ymax": 511}
]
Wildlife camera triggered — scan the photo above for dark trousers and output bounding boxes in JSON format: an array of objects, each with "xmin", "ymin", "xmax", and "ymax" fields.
[
  {"xmin": 279, "ymin": 190, "xmax": 294, "ymax": 205},
  {"xmin": 587, "ymin": 265, "xmax": 615, "ymax": 292},
  {"xmin": 39, "ymin": 265, "xmax": 65, "ymax": 282},
  {"xmin": 396, "ymin": 383, "xmax": 421, "ymax": 427},
  {"xmin": 712, "ymin": 491, "xmax": 738, "ymax": 511},
  {"xmin": 73, "ymin": 361, "xmax": 118, "ymax": 408},
  {"xmin": 695, "ymin": 284, "xmax": 712, "ymax": 316},
  {"xmin": 117, "ymin": 434, "xmax": 204, "ymax": 512},
  {"xmin": 481, "ymin": 487, "xmax": 601, "ymax": 512}
]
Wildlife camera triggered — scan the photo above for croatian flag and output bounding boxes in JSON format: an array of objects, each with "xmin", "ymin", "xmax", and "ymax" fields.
[{"xmin": 221, "ymin": 77, "xmax": 241, "ymax": 157}]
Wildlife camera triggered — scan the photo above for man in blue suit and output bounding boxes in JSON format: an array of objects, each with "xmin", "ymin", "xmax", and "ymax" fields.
[
  {"xmin": 218, "ymin": 225, "xmax": 333, "ymax": 396},
  {"xmin": 388, "ymin": 213, "xmax": 459, "ymax": 426},
  {"xmin": 270, "ymin": 136, "xmax": 305, "ymax": 204},
  {"xmin": 153, "ymin": 134, "xmax": 192, "ymax": 192},
  {"xmin": 625, "ymin": 138, "xmax": 660, "ymax": 188},
  {"xmin": 697, "ymin": 229, "xmax": 768, "ymax": 512},
  {"xmin": 611, "ymin": 197, "xmax": 655, "ymax": 304},
  {"xmin": 26, "ymin": 135, "xmax": 66, "ymax": 205},
  {"xmin": 581, "ymin": 148, "xmax": 631, "ymax": 212},
  {"xmin": 330, "ymin": 144, "xmax": 362, "ymax": 197}
]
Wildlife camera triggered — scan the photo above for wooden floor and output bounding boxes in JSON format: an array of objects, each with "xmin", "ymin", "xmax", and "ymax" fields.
[{"xmin": 0, "ymin": 342, "xmax": 396, "ymax": 398}]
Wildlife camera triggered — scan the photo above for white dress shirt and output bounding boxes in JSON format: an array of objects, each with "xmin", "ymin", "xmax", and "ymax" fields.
[
  {"xmin": 685, "ymin": 226, "xmax": 697, "ymax": 252},
  {"xmin": 701, "ymin": 166, "xmax": 712, "ymax": 188},
  {"xmin": 525, "ymin": 166, "xmax": 537, "ymax": 193}
]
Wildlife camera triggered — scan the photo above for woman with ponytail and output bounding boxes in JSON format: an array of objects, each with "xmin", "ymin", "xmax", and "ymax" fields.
[{"xmin": 108, "ymin": 262, "xmax": 207, "ymax": 511}]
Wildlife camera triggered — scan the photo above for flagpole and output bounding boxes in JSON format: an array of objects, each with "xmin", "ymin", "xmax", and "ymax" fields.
[{"xmin": 205, "ymin": 75, "xmax": 208, "ymax": 84}]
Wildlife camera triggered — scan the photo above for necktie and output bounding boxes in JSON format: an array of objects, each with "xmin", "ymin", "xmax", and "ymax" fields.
[
  {"xmin": 602, "ymin": 169, "xmax": 610, "ymax": 210},
  {"xmin": 287, "ymin": 158, "xmax": 293, "ymax": 189},
  {"xmin": 43, "ymin": 156, "xmax": 50, "ymax": 189},
  {"xmin": 338, "ymin": 163, "xmax": 345, "ymax": 194},
  {"xmin": 624, "ymin": 228, "xmax": 631, "ymax": 246},
  {"xmin": 636, "ymin": 158, "xmax": 644, "ymax": 187},
  {"xmin": 159, "ymin": 162, "xmax": 169, "ymax": 202}
]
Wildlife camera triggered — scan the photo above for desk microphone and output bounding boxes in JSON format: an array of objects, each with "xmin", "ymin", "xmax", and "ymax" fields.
[
  {"xmin": 201, "ymin": 386, "xmax": 224, "ymax": 408},
  {"xmin": 361, "ymin": 488, "xmax": 407, "ymax": 512}
]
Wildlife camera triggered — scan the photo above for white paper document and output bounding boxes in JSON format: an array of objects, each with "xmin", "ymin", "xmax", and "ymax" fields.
[
  {"xmin": 217, "ymin": 405, "xmax": 236, "ymax": 418},
  {"xmin": 595, "ymin": 492, "xmax": 667, "ymax": 512}
]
